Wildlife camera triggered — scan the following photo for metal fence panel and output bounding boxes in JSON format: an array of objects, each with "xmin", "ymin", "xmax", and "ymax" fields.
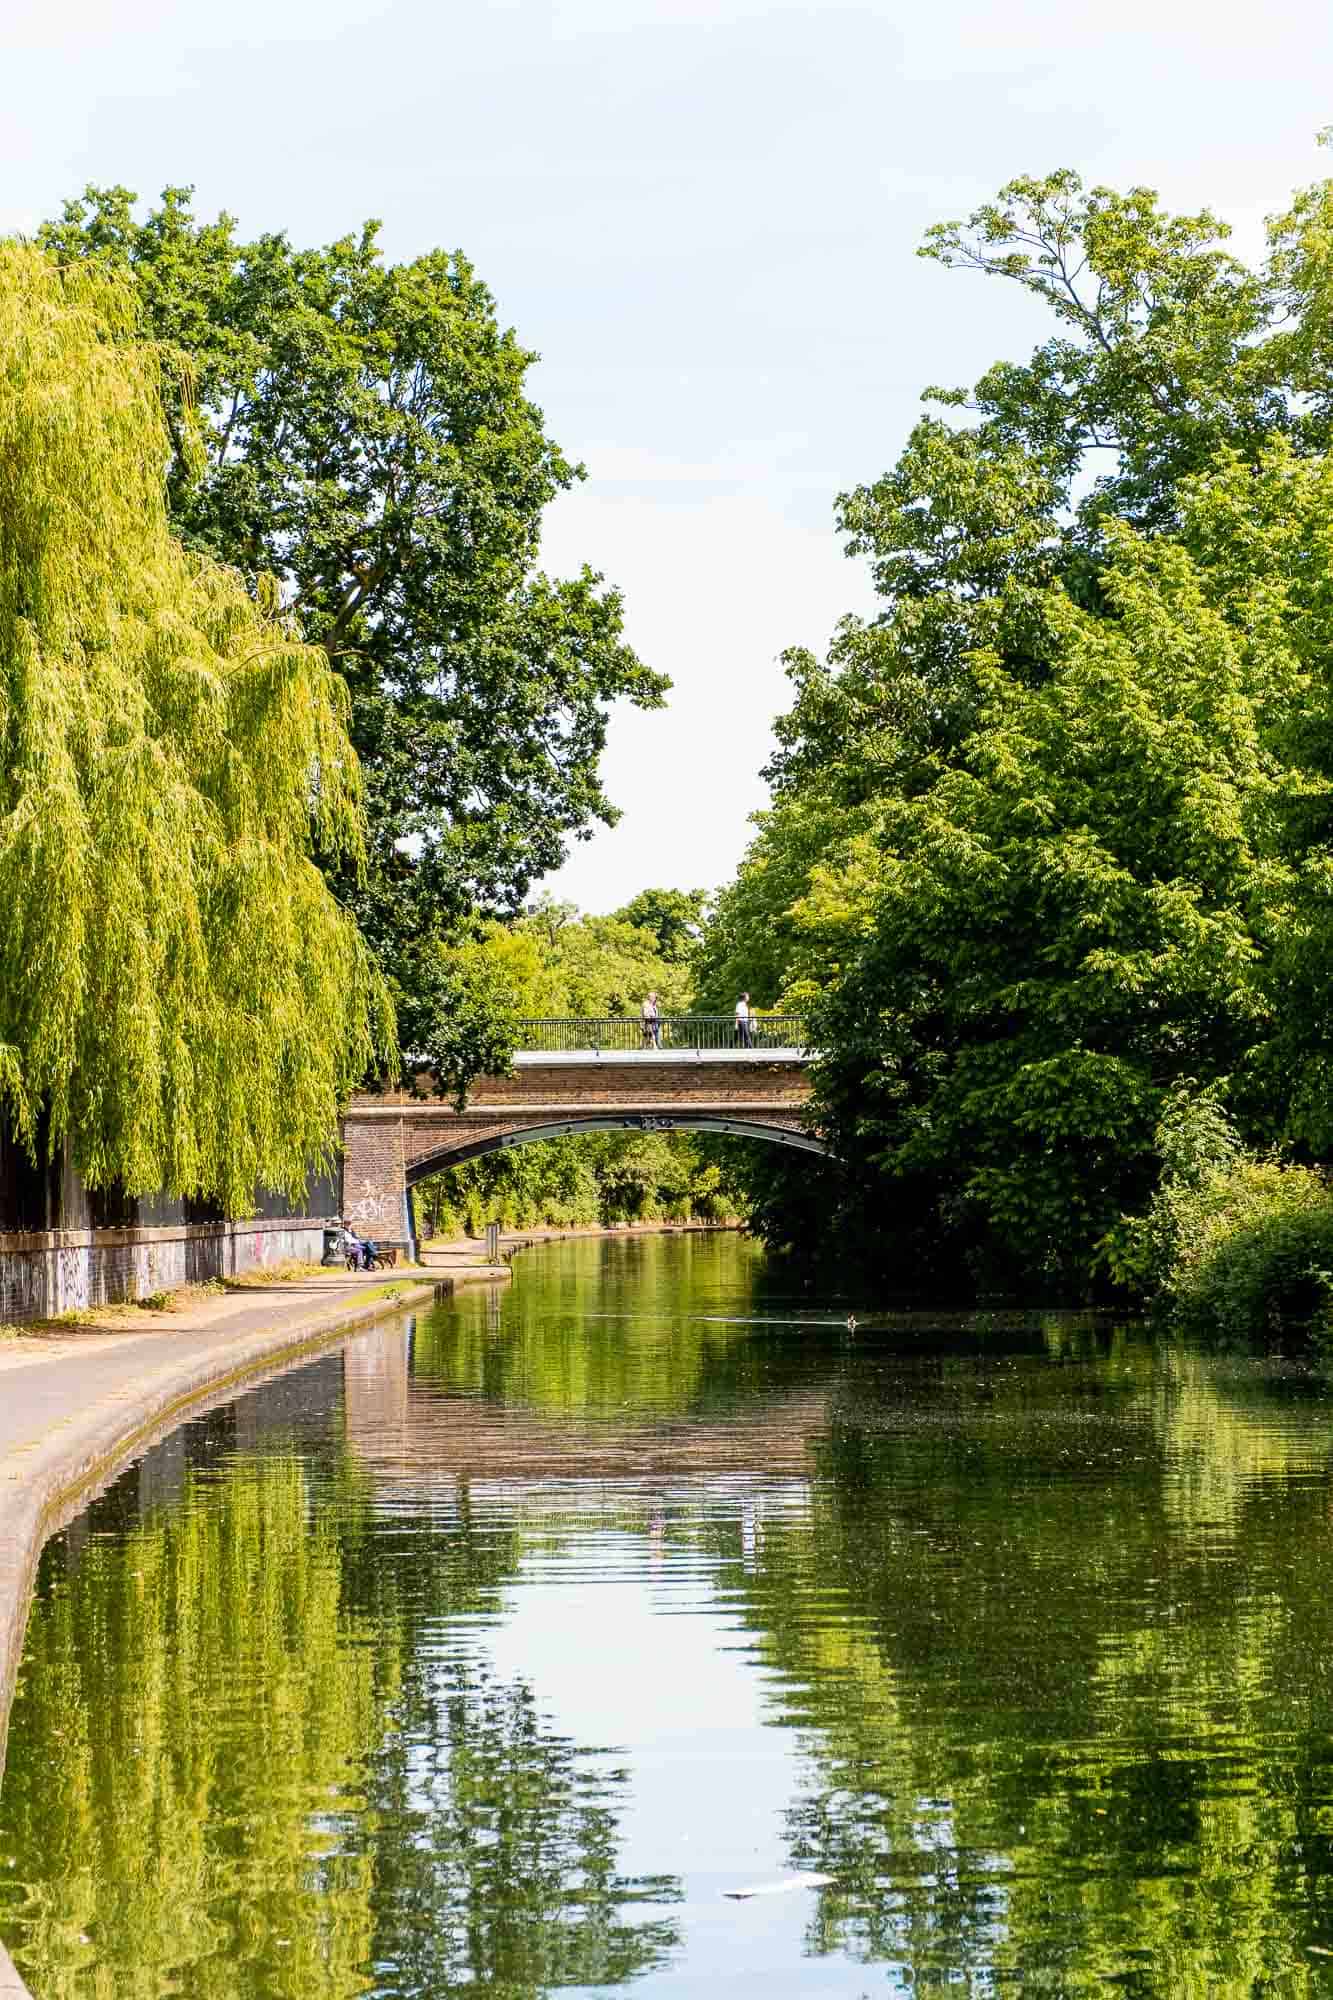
[{"xmin": 512, "ymin": 1015, "xmax": 806, "ymax": 1053}]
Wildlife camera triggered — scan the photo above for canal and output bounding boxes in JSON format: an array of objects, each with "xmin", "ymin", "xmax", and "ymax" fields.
[{"xmin": 3, "ymin": 1231, "xmax": 1333, "ymax": 1994}]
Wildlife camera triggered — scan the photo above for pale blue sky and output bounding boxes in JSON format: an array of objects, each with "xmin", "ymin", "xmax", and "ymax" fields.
[{"xmin": 6, "ymin": 0, "xmax": 1332, "ymax": 909}]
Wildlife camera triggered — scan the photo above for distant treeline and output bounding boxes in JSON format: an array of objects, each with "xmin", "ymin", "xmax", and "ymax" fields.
[
  {"xmin": 415, "ymin": 1131, "xmax": 736, "ymax": 1239},
  {"xmin": 411, "ymin": 890, "xmax": 737, "ymax": 1235}
]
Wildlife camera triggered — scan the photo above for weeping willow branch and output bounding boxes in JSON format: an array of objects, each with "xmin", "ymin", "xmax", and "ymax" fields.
[{"xmin": 0, "ymin": 242, "xmax": 395, "ymax": 1212}]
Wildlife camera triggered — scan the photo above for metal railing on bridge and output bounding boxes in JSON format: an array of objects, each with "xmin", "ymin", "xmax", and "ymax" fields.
[{"xmin": 515, "ymin": 1014, "xmax": 806, "ymax": 1054}]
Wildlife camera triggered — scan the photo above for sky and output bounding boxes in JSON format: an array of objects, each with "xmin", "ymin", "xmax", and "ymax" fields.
[{"xmin": 5, "ymin": 0, "xmax": 1333, "ymax": 910}]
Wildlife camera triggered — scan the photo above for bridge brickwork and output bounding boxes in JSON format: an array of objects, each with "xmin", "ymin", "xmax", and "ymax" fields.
[{"xmin": 340, "ymin": 1055, "xmax": 816, "ymax": 1245}]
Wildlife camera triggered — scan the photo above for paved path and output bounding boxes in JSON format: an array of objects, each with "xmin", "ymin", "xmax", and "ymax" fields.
[
  {"xmin": 0, "ymin": 1271, "xmax": 424, "ymax": 1468},
  {"xmin": 0, "ymin": 1269, "xmax": 454, "ymax": 2000}
]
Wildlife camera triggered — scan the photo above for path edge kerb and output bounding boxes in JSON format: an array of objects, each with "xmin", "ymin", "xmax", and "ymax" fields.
[{"xmin": 0, "ymin": 1276, "xmax": 451, "ymax": 2000}]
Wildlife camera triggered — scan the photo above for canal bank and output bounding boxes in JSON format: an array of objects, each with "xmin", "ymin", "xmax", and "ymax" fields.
[{"xmin": 0, "ymin": 1265, "xmax": 515, "ymax": 2000}]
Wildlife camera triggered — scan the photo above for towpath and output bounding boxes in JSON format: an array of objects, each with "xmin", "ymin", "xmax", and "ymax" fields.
[{"xmin": 0, "ymin": 1270, "xmax": 439, "ymax": 1481}]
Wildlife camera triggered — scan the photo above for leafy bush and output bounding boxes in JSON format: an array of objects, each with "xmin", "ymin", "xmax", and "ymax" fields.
[
  {"xmin": 1164, "ymin": 1159, "xmax": 1333, "ymax": 1344},
  {"xmin": 1115, "ymin": 1088, "xmax": 1333, "ymax": 1342}
]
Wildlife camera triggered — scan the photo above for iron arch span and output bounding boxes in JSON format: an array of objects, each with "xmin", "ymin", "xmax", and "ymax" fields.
[{"xmin": 404, "ymin": 1112, "xmax": 828, "ymax": 1184}]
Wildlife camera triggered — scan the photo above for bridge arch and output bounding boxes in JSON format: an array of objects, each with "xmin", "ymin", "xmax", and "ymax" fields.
[
  {"xmin": 404, "ymin": 1111, "xmax": 827, "ymax": 1184},
  {"xmin": 343, "ymin": 1036, "xmax": 818, "ymax": 1248}
]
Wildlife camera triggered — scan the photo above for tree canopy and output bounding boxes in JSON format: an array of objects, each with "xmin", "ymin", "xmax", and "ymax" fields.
[
  {"xmin": 408, "ymin": 894, "xmax": 696, "ymax": 1101},
  {"xmin": 0, "ymin": 242, "xmax": 392, "ymax": 1210},
  {"xmin": 39, "ymin": 185, "xmax": 669, "ymax": 1056},
  {"xmin": 697, "ymin": 157, "xmax": 1333, "ymax": 1291},
  {"xmin": 613, "ymin": 886, "xmax": 708, "ymax": 963}
]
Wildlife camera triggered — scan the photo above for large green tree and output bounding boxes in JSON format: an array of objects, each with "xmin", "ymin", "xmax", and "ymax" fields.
[
  {"xmin": 699, "ymin": 158, "xmax": 1333, "ymax": 1292},
  {"xmin": 613, "ymin": 885, "xmax": 708, "ymax": 964},
  {"xmin": 38, "ymin": 185, "xmax": 668, "ymax": 1053},
  {"xmin": 805, "ymin": 466, "xmax": 1330, "ymax": 1287},
  {"xmin": 0, "ymin": 242, "xmax": 391, "ymax": 1211}
]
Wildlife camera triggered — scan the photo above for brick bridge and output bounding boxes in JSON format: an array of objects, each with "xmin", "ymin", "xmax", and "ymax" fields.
[{"xmin": 340, "ymin": 1018, "xmax": 819, "ymax": 1249}]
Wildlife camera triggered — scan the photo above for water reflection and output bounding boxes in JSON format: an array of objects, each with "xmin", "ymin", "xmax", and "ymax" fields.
[{"xmin": 3, "ymin": 1233, "xmax": 1333, "ymax": 1995}]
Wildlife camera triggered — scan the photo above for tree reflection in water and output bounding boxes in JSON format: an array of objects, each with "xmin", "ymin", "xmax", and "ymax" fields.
[
  {"xmin": 713, "ymin": 1340, "xmax": 1333, "ymax": 1995},
  {"xmin": 8, "ymin": 1244, "xmax": 1333, "ymax": 1996},
  {"xmin": 0, "ymin": 1436, "xmax": 680, "ymax": 1999},
  {"xmin": 363, "ymin": 1667, "xmax": 679, "ymax": 1997}
]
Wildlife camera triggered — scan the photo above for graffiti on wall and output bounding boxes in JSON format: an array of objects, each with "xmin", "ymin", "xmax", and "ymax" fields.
[{"xmin": 345, "ymin": 1184, "xmax": 397, "ymax": 1227}]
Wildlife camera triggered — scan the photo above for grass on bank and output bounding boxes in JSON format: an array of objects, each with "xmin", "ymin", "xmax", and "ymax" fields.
[
  {"xmin": 343, "ymin": 1279, "xmax": 420, "ymax": 1306},
  {"xmin": 222, "ymin": 1260, "xmax": 328, "ymax": 1288}
]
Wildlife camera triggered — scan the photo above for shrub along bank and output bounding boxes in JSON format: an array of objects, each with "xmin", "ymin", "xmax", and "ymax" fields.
[
  {"xmin": 1103, "ymin": 1090, "xmax": 1333, "ymax": 1347},
  {"xmin": 1165, "ymin": 1162, "xmax": 1333, "ymax": 1347}
]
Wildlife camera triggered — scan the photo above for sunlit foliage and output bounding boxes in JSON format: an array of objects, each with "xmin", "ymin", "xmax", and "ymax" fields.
[
  {"xmin": 0, "ymin": 243, "xmax": 392, "ymax": 1209},
  {"xmin": 698, "ymin": 156, "xmax": 1333, "ymax": 1303},
  {"xmin": 38, "ymin": 187, "xmax": 667, "ymax": 1068}
]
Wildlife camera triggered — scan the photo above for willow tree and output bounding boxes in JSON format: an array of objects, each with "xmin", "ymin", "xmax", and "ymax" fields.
[{"xmin": 0, "ymin": 243, "xmax": 392, "ymax": 1211}]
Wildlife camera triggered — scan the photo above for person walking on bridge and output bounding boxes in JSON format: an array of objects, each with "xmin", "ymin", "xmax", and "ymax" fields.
[
  {"xmin": 641, "ymin": 991, "xmax": 661, "ymax": 1048},
  {"xmin": 734, "ymin": 992, "xmax": 753, "ymax": 1048}
]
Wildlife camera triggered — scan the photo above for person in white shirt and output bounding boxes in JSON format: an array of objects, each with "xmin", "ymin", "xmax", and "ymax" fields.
[
  {"xmin": 734, "ymin": 992, "xmax": 753, "ymax": 1048},
  {"xmin": 641, "ymin": 990, "xmax": 661, "ymax": 1048}
]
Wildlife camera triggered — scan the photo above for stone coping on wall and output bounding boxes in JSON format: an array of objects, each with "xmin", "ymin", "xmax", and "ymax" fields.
[{"xmin": 0, "ymin": 1214, "xmax": 337, "ymax": 1255}]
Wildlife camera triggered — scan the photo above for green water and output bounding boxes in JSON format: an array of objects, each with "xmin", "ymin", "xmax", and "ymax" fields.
[{"xmin": 5, "ymin": 1233, "xmax": 1333, "ymax": 1995}]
